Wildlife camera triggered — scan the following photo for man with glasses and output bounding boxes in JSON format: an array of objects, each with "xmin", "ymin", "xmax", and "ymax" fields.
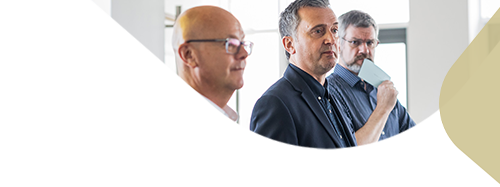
[
  {"xmin": 327, "ymin": 10, "xmax": 415, "ymax": 145},
  {"xmin": 250, "ymin": 0, "xmax": 357, "ymax": 148},
  {"xmin": 172, "ymin": 6, "xmax": 253, "ymax": 122}
]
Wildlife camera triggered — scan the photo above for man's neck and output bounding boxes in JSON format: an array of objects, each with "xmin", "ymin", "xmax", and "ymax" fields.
[
  {"xmin": 198, "ymin": 86, "xmax": 234, "ymax": 109},
  {"xmin": 290, "ymin": 61, "xmax": 326, "ymax": 86},
  {"xmin": 207, "ymin": 95, "xmax": 231, "ymax": 109}
]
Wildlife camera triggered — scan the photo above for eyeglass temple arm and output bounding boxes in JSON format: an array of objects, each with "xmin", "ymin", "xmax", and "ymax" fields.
[{"xmin": 185, "ymin": 39, "xmax": 228, "ymax": 43}]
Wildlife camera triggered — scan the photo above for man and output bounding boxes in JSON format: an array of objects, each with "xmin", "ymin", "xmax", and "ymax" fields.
[
  {"xmin": 172, "ymin": 6, "xmax": 253, "ymax": 122},
  {"xmin": 250, "ymin": 0, "xmax": 356, "ymax": 148},
  {"xmin": 327, "ymin": 10, "xmax": 415, "ymax": 145}
]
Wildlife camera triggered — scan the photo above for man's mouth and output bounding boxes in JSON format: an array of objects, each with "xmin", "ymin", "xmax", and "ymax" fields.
[
  {"xmin": 231, "ymin": 61, "xmax": 246, "ymax": 71},
  {"xmin": 232, "ymin": 67, "xmax": 245, "ymax": 71},
  {"xmin": 355, "ymin": 55, "xmax": 371, "ymax": 62},
  {"xmin": 322, "ymin": 50, "xmax": 337, "ymax": 58}
]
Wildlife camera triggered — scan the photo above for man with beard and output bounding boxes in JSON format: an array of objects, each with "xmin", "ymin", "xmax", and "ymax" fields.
[
  {"xmin": 250, "ymin": 0, "xmax": 357, "ymax": 148},
  {"xmin": 326, "ymin": 10, "xmax": 415, "ymax": 145}
]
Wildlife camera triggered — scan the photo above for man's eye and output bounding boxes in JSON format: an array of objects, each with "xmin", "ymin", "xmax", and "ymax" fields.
[
  {"xmin": 313, "ymin": 27, "xmax": 325, "ymax": 34},
  {"xmin": 367, "ymin": 41, "xmax": 373, "ymax": 46},
  {"xmin": 350, "ymin": 40, "xmax": 358, "ymax": 45},
  {"xmin": 333, "ymin": 29, "xmax": 338, "ymax": 33}
]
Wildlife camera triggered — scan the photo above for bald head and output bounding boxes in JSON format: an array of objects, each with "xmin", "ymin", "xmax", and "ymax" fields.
[
  {"xmin": 170, "ymin": 6, "xmax": 248, "ymax": 111},
  {"xmin": 172, "ymin": 6, "xmax": 243, "ymax": 56}
]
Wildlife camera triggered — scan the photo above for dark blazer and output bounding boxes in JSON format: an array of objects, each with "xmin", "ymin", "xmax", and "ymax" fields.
[{"xmin": 250, "ymin": 64, "xmax": 357, "ymax": 148}]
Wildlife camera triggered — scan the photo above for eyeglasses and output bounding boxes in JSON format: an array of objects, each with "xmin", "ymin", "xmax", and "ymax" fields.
[
  {"xmin": 341, "ymin": 37, "xmax": 379, "ymax": 49},
  {"xmin": 185, "ymin": 38, "xmax": 254, "ymax": 55}
]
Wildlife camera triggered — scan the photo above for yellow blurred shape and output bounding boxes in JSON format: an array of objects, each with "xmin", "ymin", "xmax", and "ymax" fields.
[{"xmin": 440, "ymin": 8, "xmax": 500, "ymax": 183}]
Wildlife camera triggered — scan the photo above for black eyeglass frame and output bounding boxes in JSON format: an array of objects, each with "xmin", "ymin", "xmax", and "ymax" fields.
[{"xmin": 185, "ymin": 38, "xmax": 253, "ymax": 55}]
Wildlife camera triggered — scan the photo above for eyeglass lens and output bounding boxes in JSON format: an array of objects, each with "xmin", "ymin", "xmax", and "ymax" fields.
[{"xmin": 226, "ymin": 38, "xmax": 253, "ymax": 55}]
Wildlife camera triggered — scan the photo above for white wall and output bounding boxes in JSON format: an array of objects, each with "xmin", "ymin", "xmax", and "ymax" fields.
[
  {"xmin": 0, "ymin": 0, "xmax": 198, "ymax": 149},
  {"xmin": 101, "ymin": 0, "xmax": 199, "ymax": 149},
  {"xmin": 0, "ymin": 0, "xmax": 99, "ymax": 149},
  {"xmin": 407, "ymin": 0, "xmax": 470, "ymax": 123}
]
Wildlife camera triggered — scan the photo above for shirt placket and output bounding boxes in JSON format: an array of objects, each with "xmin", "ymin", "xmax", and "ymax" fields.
[
  {"xmin": 360, "ymin": 81, "xmax": 376, "ymax": 110},
  {"xmin": 324, "ymin": 94, "xmax": 346, "ymax": 144}
]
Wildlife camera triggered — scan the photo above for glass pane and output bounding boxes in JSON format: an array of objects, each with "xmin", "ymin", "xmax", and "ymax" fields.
[
  {"xmin": 376, "ymin": 43, "xmax": 407, "ymax": 108},
  {"xmin": 230, "ymin": 0, "xmax": 279, "ymax": 30},
  {"xmin": 238, "ymin": 32, "xmax": 281, "ymax": 126},
  {"xmin": 329, "ymin": 0, "xmax": 409, "ymax": 24},
  {"xmin": 164, "ymin": 28, "xmax": 176, "ymax": 72},
  {"xmin": 481, "ymin": 0, "xmax": 500, "ymax": 19}
]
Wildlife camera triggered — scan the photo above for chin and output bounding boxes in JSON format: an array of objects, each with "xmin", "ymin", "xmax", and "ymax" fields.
[
  {"xmin": 321, "ymin": 59, "xmax": 336, "ymax": 71},
  {"xmin": 232, "ymin": 79, "xmax": 244, "ymax": 90}
]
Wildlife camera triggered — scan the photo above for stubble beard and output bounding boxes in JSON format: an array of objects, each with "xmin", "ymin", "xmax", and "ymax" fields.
[{"xmin": 316, "ymin": 55, "xmax": 336, "ymax": 76}]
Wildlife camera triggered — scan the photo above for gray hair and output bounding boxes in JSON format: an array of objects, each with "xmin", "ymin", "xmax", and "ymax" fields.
[
  {"xmin": 338, "ymin": 10, "xmax": 378, "ymax": 43},
  {"xmin": 279, "ymin": 0, "xmax": 330, "ymax": 60}
]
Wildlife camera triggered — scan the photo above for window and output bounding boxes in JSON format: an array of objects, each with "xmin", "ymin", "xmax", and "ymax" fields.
[
  {"xmin": 229, "ymin": 0, "xmax": 282, "ymax": 125},
  {"xmin": 330, "ymin": 0, "xmax": 409, "ymax": 24},
  {"xmin": 481, "ymin": 0, "xmax": 500, "ymax": 19},
  {"xmin": 376, "ymin": 43, "xmax": 407, "ymax": 108}
]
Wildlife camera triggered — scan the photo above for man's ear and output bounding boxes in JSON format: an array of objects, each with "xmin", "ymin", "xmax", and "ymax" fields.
[
  {"xmin": 282, "ymin": 36, "xmax": 295, "ymax": 56},
  {"xmin": 178, "ymin": 43, "xmax": 198, "ymax": 68}
]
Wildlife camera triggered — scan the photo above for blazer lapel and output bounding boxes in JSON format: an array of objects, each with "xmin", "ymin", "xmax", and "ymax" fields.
[{"xmin": 283, "ymin": 66, "xmax": 341, "ymax": 147}]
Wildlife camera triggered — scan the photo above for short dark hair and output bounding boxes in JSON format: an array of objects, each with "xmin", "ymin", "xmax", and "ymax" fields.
[
  {"xmin": 279, "ymin": 0, "xmax": 330, "ymax": 60},
  {"xmin": 338, "ymin": 10, "xmax": 378, "ymax": 43}
]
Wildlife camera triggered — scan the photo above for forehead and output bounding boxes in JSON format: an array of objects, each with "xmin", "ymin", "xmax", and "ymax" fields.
[
  {"xmin": 344, "ymin": 25, "xmax": 376, "ymax": 39},
  {"xmin": 201, "ymin": 15, "xmax": 245, "ymax": 40},
  {"xmin": 183, "ymin": 9, "xmax": 245, "ymax": 40},
  {"xmin": 297, "ymin": 6, "xmax": 337, "ymax": 29}
]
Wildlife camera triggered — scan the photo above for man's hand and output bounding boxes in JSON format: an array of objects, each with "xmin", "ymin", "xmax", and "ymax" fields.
[
  {"xmin": 355, "ymin": 80, "xmax": 398, "ymax": 145},
  {"xmin": 376, "ymin": 80, "xmax": 398, "ymax": 111}
]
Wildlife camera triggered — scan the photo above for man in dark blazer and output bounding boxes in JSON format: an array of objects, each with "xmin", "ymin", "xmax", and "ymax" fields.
[{"xmin": 250, "ymin": 0, "xmax": 357, "ymax": 148}]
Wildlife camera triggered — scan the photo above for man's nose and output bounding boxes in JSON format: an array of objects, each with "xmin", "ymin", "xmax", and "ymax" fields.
[
  {"xmin": 235, "ymin": 45, "xmax": 249, "ymax": 60},
  {"xmin": 324, "ymin": 30, "xmax": 337, "ymax": 45},
  {"xmin": 358, "ymin": 42, "xmax": 369, "ymax": 54}
]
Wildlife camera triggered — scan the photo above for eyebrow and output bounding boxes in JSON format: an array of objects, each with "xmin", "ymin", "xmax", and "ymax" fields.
[
  {"xmin": 310, "ymin": 24, "xmax": 327, "ymax": 31},
  {"xmin": 310, "ymin": 22, "xmax": 338, "ymax": 30},
  {"xmin": 227, "ymin": 34, "xmax": 244, "ymax": 40}
]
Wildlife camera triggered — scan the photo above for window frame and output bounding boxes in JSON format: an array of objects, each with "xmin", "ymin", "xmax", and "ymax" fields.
[{"xmin": 378, "ymin": 23, "xmax": 408, "ymax": 107}]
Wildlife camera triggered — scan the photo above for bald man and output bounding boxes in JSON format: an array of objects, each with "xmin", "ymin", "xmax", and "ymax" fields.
[{"xmin": 172, "ymin": 6, "xmax": 253, "ymax": 122}]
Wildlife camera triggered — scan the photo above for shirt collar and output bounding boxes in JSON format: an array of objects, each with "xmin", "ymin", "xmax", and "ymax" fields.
[
  {"xmin": 289, "ymin": 63, "xmax": 326, "ymax": 97},
  {"xmin": 222, "ymin": 105, "xmax": 238, "ymax": 124},
  {"xmin": 202, "ymin": 96, "xmax": 238, "ymax": 122},
  {"xmin": 333, "ymin": 64, "xmax": 361, "ymax": 87}
]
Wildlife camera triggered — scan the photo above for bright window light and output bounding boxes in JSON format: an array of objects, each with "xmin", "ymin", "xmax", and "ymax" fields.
[
  {"xmin": 376, "ymin": 43, "xmax": 407, "ymax": 108},
  {"xmin": 230, "ymin": 0, "xmax": 279, "ymax": 30},
  {"xmin": 330, "ymin": 0, "xmax": 409, "ymax": 24},
  {"xmin": 229, "ymin": 1, "xmax": 281, "ymax": 124},
  {"xmin": 481, "ymin": 0, "xmax": 500, "ymax": 19}
]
